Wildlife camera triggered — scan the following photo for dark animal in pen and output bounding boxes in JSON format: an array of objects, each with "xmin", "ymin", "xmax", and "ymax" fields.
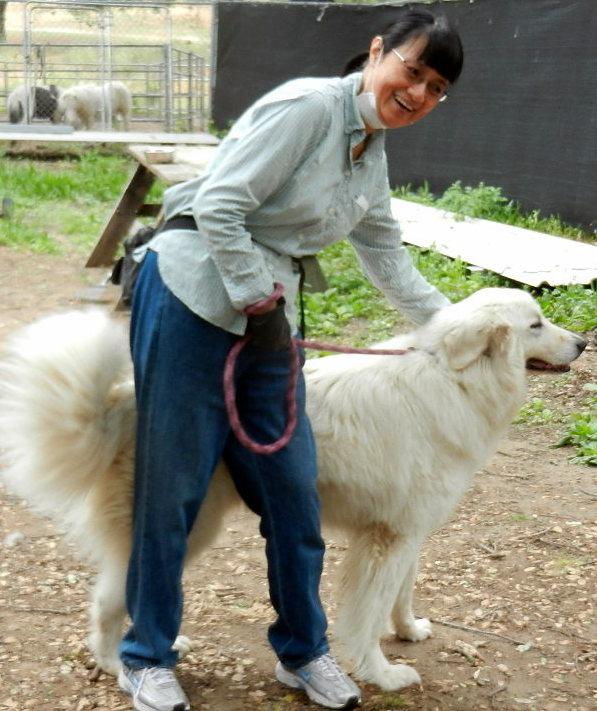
[{"xmin": 7, "ymin": 84, "xmax": 61, "ymax": 123}]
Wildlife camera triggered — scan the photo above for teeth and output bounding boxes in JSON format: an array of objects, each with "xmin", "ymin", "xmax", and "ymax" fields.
[{"xmin": 394, "ymin": 96, "xmax": 412, "ymax": 111}]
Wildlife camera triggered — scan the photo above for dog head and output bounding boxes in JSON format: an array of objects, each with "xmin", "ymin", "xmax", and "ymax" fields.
[{"xmin": 425, "ymin": 288, "xmax": 586, "ymax": 372}]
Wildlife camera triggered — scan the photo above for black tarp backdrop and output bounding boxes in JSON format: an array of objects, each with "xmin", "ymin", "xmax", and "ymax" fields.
[{"xmin": 212, "ymin": 0, "xmax": 597, "ymax": 231}]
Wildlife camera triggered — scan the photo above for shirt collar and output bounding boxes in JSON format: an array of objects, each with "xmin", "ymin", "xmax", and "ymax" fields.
[
  {"xmin": 343, "ymin": 72, "xmax": 368, "ymax": 134},
  {"xmin": 343, "ymin": 72, "xmax": 386, "ymax": 159},
  {"xmin": 343, "ymin": 71, "xmax": 387, "ymax": 142}
]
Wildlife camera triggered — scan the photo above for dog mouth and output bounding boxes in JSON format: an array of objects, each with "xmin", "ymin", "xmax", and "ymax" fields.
[{"xmin": 526, "ymin": 358, "xmax": 571, "ymax": 373}]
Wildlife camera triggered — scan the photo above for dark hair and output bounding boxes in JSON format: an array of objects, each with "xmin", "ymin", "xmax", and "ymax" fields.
[{"xmin": 343, "ymin": 8, "xmax": 463, "ymax": 84}]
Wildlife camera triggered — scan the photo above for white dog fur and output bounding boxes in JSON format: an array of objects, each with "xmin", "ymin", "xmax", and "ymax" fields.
[
  {"xmin": 57, "ymin": 80, "xmax": 132, "ymax": 130},
  {"xmin": 0, "ymin": 288, "xmax": 585, "ymax": 691}
]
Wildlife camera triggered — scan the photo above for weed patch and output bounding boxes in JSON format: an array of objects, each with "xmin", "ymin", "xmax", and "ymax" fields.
[{"xmin": 555, "ymin": 384, "xmax": 597, "ymax": 465}]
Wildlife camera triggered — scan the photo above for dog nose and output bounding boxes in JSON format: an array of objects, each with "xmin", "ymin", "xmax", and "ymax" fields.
[{"xmin": 576, "ymin": 336, "xmax": 588, "ymax": 356}]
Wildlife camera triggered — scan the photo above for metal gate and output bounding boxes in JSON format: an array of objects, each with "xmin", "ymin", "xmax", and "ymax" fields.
[{"xmin": 2, "ymin": 0, "xmax": 209, "ymax": 132}]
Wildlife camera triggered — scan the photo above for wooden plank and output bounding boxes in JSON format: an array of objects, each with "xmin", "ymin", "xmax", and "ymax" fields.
[
  {"xmin": 86, "ymin": 164, "xmax": 155, "ymax": 267},
  {"xmin": 0, "ymin": 129, "xmax": 220, "ymax": 145},
  {"xmin": 127, "ymin": 144, "xmax": 217, "ymax": 185},
  {"xmin": 137, "ymin": 203, "xmax": 162, "ymax": 217},
  {"xmin": 84, "ymin": 143, "xmax": 217, "ymax": 270},
  {"xmin": 392, "ymin": 198, "xmax": 597, "ymax": 287}
]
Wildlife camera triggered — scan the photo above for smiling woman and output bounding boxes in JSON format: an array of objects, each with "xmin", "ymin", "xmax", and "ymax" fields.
[
  {"xmin": 94, "ymin": 7, "xmax": 465, "ymax": 711},
  {"xmin": 354, "ymin": 10, "xmax": 463, "ymax": 130}
]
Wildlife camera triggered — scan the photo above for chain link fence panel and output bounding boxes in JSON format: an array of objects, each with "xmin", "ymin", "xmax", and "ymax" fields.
[{"xmin": 1, "ymin": 0, "xmax": 212, "ymax": 132}]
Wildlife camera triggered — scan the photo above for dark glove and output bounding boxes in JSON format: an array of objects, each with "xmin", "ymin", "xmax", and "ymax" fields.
[{"xmin": 245, "ymin": 297, "xmax": 292, "ymax": 352}]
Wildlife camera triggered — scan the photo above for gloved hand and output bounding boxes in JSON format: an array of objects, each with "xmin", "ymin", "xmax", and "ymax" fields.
[{"xmin": 245, "ymin": 297, "xmax": 292, "ymax": 352}]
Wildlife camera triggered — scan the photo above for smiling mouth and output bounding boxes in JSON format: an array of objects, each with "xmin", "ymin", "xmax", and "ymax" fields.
[{"xmin": 394, "ymin": 95, "xmax": 413, "ymax": 112}]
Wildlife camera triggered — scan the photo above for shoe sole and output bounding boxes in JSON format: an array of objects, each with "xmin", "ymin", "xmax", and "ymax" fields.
[
  {"xmin": 118, "ymin": 669, "xmax": 189, "ymax": 711},
  {"xmin": 275, "ymin": 662, "xmax": 360, "ymax": 710}
]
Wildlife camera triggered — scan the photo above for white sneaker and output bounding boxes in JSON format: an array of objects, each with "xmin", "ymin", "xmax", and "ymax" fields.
[
  {"xmin": 118, "ymin": 665, "xmax": 190, "ymax": 711},
  {"xmin": 276, "ymin": 653, "xmax": 361, "ymax": 709}
]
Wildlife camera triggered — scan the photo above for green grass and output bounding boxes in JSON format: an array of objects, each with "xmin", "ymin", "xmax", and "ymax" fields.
[
  {"xmin": 510, "ymin": 513, "xmax": 530, "ymax": 522},
  {"xmin": 555, "ymin": 384, "xmax": 597, "ymax": 466},
  {"xmin": 515, "ymin": 398, "xmax": 561, "ymax": 426},
  {"xmin": 307, "ymin": 238, "xmax": 595, "ymax": 342},
  {"xmin": 0, "ymin": 148, "xmax": 163, "ymax": 254},
  {"xmin": 1, "ymin": 150, "xmax": 130, "ymax": 201}
]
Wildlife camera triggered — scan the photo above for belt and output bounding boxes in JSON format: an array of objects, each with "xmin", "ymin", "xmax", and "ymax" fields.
[
  {"xmin": 157, "ymin": 214, "xmax": 197, "ymax": 233},
  {"xmin": 156, "ymin": 215, "xmax": 328, "ymax": 337}
]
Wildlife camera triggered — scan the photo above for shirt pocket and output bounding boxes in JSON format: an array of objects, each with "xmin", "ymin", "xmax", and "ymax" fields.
[{"xmin": 330, "ymin": 192, "xmax": 370, "ymax": 238}]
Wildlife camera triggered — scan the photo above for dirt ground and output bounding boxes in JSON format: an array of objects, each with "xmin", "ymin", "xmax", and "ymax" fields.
[{"xmin": 0, "ymin": 246, "xmax": 595, "ymax": 711}]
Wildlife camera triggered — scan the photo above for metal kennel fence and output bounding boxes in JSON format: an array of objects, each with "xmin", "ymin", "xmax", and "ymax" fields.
[{"xmin": 0, "ymin": 0, "xmax": 212, "ymax": 131}]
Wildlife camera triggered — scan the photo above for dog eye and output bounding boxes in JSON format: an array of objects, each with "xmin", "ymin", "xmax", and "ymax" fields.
[{"xmin": 530, "ymin": 321, "xmax": 543, "ymax": 329}]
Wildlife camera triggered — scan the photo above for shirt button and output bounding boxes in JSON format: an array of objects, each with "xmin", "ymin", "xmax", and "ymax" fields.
[
  {"xmin": 328, "ymin": 208, "xmax": 336, "ymax": 216},
  {"xmin": 344, "ymin": 170, "xmax": 351, "ymax": 177}
]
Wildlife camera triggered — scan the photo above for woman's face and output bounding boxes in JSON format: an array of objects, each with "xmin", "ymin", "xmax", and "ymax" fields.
[{"xmin": 361, "ymin": 35, "xmax": 449, "ymax": 130}]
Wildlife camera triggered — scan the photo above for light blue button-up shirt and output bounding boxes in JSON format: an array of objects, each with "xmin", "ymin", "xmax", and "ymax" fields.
[{"xmin": 144, "ymin": 72, "xmax": 449, "ymax": 334}]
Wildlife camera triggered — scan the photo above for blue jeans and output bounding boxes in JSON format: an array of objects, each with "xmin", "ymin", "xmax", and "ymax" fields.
[{"xmin": 119, "ymin": 250, "xmax": 329, "ymax": 670}]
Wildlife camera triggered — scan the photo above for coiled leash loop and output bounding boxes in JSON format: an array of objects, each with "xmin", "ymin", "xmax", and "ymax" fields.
[{"xmin": 224, "ymin": 282, "xmax": 412, "ymax": 454}]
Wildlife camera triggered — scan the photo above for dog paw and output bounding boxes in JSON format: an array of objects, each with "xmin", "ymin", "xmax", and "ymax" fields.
[
  {"xmin": 367, "ymin": 663, "xmax": 422, "ymax": 691},
  {"xmin": 93, "ymin": 656, "xmax": 121, "ymax": 677},
  {"xmin": 173, "ymin": 635, "xmax": 193, "ymax": 657},
  {"xmin": 396, "ymin": 617, "xmax": 433, "ymax": 642}
]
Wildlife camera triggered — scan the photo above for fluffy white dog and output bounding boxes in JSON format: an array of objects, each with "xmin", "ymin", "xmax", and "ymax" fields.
[
  {"xmin": 57, "ymin": 80, "xmax": 132, "ymax": 130},
  {"xmin": 0, "ymin": 288, "xmax": 586, "ymax": 691}
]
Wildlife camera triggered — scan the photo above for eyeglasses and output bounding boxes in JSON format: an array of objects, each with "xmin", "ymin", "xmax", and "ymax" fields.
[{"xmin": 391, "ymin": 49, "xmax": 449, "ymax": 103}]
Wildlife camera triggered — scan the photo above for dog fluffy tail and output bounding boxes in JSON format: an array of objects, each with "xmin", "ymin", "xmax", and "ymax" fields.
[{"xmin": 0, "ymin": 310, "xmax": 134, "ymax": 517}]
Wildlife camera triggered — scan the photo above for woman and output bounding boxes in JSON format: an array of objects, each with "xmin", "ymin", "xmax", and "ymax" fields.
[{"xmin": 117, "ymin": 8, "xmax": 463, "ymax": 711}]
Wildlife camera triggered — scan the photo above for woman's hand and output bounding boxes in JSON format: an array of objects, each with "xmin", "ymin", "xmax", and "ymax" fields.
[{"xmin": 245, "ymin": 297, "xmax": 291, "ymax": 352}]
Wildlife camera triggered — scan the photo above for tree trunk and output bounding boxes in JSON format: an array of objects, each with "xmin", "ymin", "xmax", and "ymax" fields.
[{"xmin": 0, "ymin": 3, "xmax": 7, "ymax": 42}]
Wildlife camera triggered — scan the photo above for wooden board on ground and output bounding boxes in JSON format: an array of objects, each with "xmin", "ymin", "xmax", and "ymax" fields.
[{"xmin": 392, "ymin": 198, "xmax": 597, "ymax": 287}]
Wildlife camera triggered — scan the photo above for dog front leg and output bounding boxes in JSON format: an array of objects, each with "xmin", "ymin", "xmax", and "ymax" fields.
[
  {"xmin": 335, "ymin": 526, "xmax": 422, "ymax": 691},
  {"xmin": 391, "ymin": 556, "xmax": 433, "ymax": 642}
]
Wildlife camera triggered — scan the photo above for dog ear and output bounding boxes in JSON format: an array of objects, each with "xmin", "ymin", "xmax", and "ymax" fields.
[{"xmin": 444, "ymin": 320, "xmax": 512, "ymax": 371}]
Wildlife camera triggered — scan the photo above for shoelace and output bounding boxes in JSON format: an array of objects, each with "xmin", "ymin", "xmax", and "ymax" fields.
[
  {"xmin": 311, "ymin": 654, "xmax": 346, "ymax": 680},
  {"xmin": 141, "ymin": 667, "xmax": 179, "ymax": 689}
]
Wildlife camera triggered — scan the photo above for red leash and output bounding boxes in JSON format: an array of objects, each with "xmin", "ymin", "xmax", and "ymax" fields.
[
  {"xmin": 223, "ymin": 335, "xmax": 412, "ymax": 455},
  {"xmin": 225, "ymin": 283, "xmax": 412, "ymax": 454}
]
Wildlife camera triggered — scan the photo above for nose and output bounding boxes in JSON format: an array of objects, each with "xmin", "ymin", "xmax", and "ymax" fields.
[
  {"xmin": 407, "ymin": 81, "xmax": 427, "ymax": 106},
  {"xmin": 575, "ymin": 335, "xmax": 587, "ymax": 356}
]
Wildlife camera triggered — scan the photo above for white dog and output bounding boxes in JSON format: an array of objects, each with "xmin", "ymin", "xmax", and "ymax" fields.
[
  {"xmin": 57, "ymin": 80, "xmax": 132, "ymax": 130},
  {"xmin": 7, "ymin": 84, "xmax": 61, "ymax": 123},
  {"xmin": 0, "ymin": 288, "xmax": 586, "ymax": 691}
]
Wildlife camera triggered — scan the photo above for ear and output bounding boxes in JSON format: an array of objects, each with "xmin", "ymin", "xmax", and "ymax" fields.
[
  {"xmin": 368, "ymin": 35, "xmax": 384, "ymax": 64},
  {"xmin": 443, "ymin": 321, "xmax": 513, "ymax": 371}
]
